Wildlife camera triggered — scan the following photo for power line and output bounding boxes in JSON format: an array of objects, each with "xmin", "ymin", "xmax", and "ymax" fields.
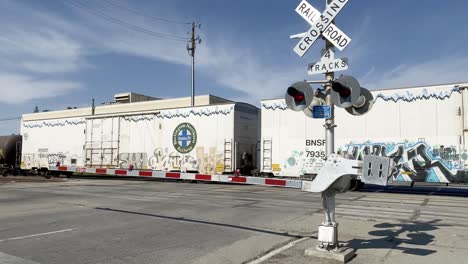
[
  {"xmin": 0, "ymin": 117, "xmax": 21, "ymax": 122},
  {"xmin": 66, "ymin": 0, "xmax": 188, "ymax": 42},
  {"xmin": 101, "ymin": 0, "xmax": 191, "ymax": 25},
  {"xmin": 67, "ymin": 0, "xmax": 188, "ymax": 41}
]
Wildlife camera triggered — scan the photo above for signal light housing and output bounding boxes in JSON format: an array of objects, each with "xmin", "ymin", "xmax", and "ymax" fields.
[
  {"xmin": 330, "ymin": 76, "xmax": 360, "ymax": 108},
  {"xmin": 284, "ymin": 76, "xmax": 373, "ymax": 117},
  {"xmin": 332, "ymin": 82, "xmax": 351, "ymax": 98},
  {"xmin": 284, "ymin": 81, "xmax": 314, "ymax": 112},
  {"xmin": 345, "ymin": 87, "xmax": 374, "ymax": 116},
  {"xmin": 287, "ymin": 87, "xmax": 305, "ymax": 103}
]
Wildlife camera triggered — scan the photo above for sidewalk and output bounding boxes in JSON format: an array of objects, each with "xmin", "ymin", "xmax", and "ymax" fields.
[{"xmin": 259, "ymin": 216, "xmax": 468, "ymax": 264}]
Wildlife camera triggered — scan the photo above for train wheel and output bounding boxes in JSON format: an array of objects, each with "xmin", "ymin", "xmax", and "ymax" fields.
[{"xmin": 40, "ymin": 169, "xmax": 51, "ymax": 179}]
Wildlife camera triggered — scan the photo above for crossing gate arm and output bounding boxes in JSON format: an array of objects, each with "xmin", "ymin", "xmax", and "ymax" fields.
[{"xmin": 50, "ymin": 166, "xmax": 304, "ymax": 189}]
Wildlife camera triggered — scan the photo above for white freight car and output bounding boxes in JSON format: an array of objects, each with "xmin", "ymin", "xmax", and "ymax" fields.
[
  {"xmin": 21, "ymin": 94, "xmax": 259, "ymax": 175},
  {"xmin": 261, "ymin": 82, "xmax": 468, "ymax": 183}
]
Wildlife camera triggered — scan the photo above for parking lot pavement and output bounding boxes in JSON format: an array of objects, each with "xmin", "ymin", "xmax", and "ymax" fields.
[{"xmin": 1, "ymin": 179, "xmax": 468, "ymax": 264}]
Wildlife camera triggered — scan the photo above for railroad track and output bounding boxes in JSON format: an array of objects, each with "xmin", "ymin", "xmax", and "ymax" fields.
[{"xmin": 0, "ymin": 175, "xmax": 65, "ymax": 184}]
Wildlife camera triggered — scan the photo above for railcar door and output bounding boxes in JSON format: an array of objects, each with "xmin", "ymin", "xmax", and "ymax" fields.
[{"xmin": 85, "ymin": 117, "xmax": 120, "ymax": 167}]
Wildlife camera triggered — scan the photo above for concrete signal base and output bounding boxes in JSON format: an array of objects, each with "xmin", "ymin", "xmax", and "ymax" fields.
[{"xmin": 305, "ymin": 246, "xmax": 355, "ymax": 263}]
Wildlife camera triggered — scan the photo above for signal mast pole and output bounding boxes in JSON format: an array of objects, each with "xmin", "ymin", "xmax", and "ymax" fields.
[
  {"xmin": 320, "ymin": 0, "xmax": 338, "ymax": 251},
  {"xmin": 325, "ymin": 0, "xmax": 335, "ymax": 159}
]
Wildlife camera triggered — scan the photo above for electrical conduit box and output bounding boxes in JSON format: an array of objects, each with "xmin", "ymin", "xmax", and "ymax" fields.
[
  {"xmin": 361, "ymin": 155, "xmax": 394, "ymax": 186},
  {"xmin": 318, "ymin": 225, "xmax": 336, "ymax": 245}
]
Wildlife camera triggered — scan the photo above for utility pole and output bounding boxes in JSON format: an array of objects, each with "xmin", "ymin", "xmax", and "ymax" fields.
[{"xmin": 187, "ymin": 22, "xmax": 201, "ymax": 107}]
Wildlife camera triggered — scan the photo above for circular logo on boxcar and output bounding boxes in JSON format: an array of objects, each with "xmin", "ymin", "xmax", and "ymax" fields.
[{"xmin": 173, "ymin": 123, "xmax": 197, "ymax": 154}]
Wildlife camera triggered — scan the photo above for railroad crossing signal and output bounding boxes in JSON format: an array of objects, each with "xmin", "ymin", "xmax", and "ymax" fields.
[
  {"xmin": 331, "ymin": 75, "xmax": 374, "ymax": 115},
  {"xmin": 284, "ymin": 76, "xmax": 374, "ymax": 117},
  {"xmin": 330, "ymin": 75, "xmax": 361, "ymax": 108},
  {"xmin": 285, "ymin": 81, "xmax": 330, "ymax": 118},
  {"xmin": 286, "ymin": 1, "xmax": 375, "ymax": 256},
  {"xmin": 285, "ymin": 81, "xmax": 314, "ymax": 112},
  {"xmin": 293, "ymin": 0, "xmax": 351, "ymax": 57}
]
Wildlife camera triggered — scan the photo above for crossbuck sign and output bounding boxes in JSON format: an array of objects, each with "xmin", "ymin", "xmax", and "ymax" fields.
[{"xmin": 293, "ymin": 0, "xmax": 352, "ymax": 57}]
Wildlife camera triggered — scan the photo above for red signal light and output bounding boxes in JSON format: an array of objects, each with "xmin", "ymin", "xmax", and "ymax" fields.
[
  {"xmin": 287, "ymin": 87, "xmax": 305, "ymax": 103},
  {"xmin": 332, "ymin": 83, "xmax": 351, "ymax": 98},
  {"xmin": 293, "ymin": 93, "xmax": 305, "ymax": 102}
]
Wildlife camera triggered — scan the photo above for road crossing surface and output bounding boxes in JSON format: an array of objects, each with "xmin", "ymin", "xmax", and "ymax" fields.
[{"xmin": 0, "ymin": 179, "xmax": 467, "ymax": 264}]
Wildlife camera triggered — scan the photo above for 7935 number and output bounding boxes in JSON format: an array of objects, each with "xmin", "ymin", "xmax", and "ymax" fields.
[{"xmin": 306, "ymin": 151, "xmax": 326, "ymax": 159}]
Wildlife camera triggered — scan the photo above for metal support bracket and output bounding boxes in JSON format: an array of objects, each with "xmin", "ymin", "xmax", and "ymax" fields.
[
  {"xmin": 304, "ymin": 154, "xmax": 395, "ymax": 252},
  {"xmin": 302, "ymin": 154, "xmax": 361, "ymax": 193},
  {"xmin": 323, "ymin": 123, "xmax": 338, "ymax": 130}
]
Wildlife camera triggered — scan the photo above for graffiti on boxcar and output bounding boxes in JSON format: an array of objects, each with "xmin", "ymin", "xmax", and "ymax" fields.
[
  {"xmin": 279, "ymin": 139, "xmax": 327, "ymax": 175},
  {"xmin": 118, "ymin": 146, "xmax": 224, "ymax": 174},
  {"xmin": 118, "ymin": 153, "xmax": 148, "ymax": 169},
  {"xmin": 46, "ymin": 153, "xmax": 67, "ymax": 165},
  {"xmin": 432, "ymin": 146, "xmax": 459, "ymax": 162},
  {"xmin": 341, "ymin": 141, "xmax": 468, "ymax": 183},
  {"xmin": 196, "ymin": 147, "xmax": 224, "ymax": 174},
  {"xmin": 148, "ymin": 147, "xmax": 198, "ymax": 172},
  {"xmin": 282, "ymin": 149, "xmax": 325, "ymax": 175},
  {"xmin": 22, "ymin": 149, "xmax": 80, "ymax": 168},
  {"xmin": 22, "ymin": 154, "xmax": 41, "ymax": 168}
]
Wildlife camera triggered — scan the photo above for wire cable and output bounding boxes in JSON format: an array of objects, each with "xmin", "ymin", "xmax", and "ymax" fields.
[
  {"xmin": 0, "ymin": 117, "xmax": 21, "ymax": 122},
  {"xmin": 101, "ymin": 0, "xmax": 191, "ymax": 25},
  {"xmin": 66, "ymin": 0, "xmax": 188, "ymax": 42}
]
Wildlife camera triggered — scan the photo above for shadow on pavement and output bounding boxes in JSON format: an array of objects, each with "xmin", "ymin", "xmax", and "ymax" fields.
[
  {"xmin": 95, "ymin": 207, "xmax": 306, "ymax": 238},
  {"xmin": 361, "ymin": 185, "xmax": 468, "ymax": 197},
  {"xmin": 346, "ymin": 220, "xmax": 448, "ymax": 256}
]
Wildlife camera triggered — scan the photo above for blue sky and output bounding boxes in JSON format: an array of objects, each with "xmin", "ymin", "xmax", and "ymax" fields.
[{"xmin": 1, "ymin": 0, "xmax": 468, "ymax": 134}]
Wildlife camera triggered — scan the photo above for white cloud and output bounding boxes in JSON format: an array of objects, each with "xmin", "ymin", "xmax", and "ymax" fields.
[
  {"xmin": 103, "ymin": 34, "xmax": 189, "ymax": 66},
  {"xmin": 362, "ymin": 55, "xmax": 468, "ymax": 89},
  {"xmin": 195, "ymin": 36, "xmax": 307, "ymax": 104},
  {"xmin": 2, "ymin": 0, "xmax": 466, "ymax": 110},
  {"xmin": 0, "ymin": 1, "xmax": 86, "ymax": 104},
  {"xmin": 0, "ymin": 73, "xmax": 80, "ymax": 104},
  {"xmin": 53, "ymin": 1, "xmax": 309, "ymax": 104},
  {"xmin": 0, "ymin": 28, "xmax": 86, "ymax": 76},
  {"xmin": 0, "ymin": 0, "xmax": 365, "ymax": 107}
]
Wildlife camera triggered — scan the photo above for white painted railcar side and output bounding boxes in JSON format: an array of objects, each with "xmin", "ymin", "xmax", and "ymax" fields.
[
  {"xmin": 21, "ymin": 118, "xmax": 86, "ymax": 169},
  {"xmin": 20, "ymin": 95, "xmax": 259, "ymax": 175},
  {"xmin": 261, "ymin": 82, "xmax": 468, "ymax": 183},
  {"xmin": 261, "ymin": 100, "xmax": 325, "ymax": 177}
]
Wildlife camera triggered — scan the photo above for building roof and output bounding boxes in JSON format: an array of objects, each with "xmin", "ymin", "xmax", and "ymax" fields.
[{"xmin": 23, "ymin": 94, "xmax": 234, "ymax": 122}]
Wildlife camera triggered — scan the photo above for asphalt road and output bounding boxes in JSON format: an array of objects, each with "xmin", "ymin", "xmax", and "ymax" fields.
[{"xmin": 1, "ymin": 178, "xmax": 468, "ymax": 264}]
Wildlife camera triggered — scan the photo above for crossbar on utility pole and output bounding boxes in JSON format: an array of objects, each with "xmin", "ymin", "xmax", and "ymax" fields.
[{"xmin": 306, "ymin": 80, "xmax": 330, "ymax": 84}]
